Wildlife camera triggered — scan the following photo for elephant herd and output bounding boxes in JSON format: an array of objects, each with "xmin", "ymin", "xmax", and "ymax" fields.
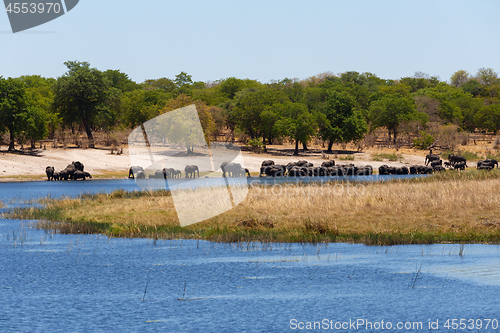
[
  {"xmin": 259, "ymin": 159, "xmax": 374, "ymax": 177},
  {"xmin": 45, "ymin": 161, "xmax": 92, "ymax": 181},
  {"xmin": 128, "ymin": 166, "xmax": 184, "ymax": 179},
  {"xmin": 424, "ymin": 153, "xmax": 468, "ymax": 171}
]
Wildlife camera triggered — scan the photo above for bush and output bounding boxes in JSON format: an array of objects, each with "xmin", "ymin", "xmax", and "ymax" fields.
[
  {"xmin": 246, "ymin": 138, "xmax": 264, "ymax": 153},
  {"xmin": 413, "ymin": 131, "xmax": 434, "ymax": 150}
]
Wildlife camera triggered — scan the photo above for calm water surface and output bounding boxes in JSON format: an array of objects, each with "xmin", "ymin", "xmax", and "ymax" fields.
[{"xmin": 0, "ymin": 179, "xmax": 499, "ymax": 332}]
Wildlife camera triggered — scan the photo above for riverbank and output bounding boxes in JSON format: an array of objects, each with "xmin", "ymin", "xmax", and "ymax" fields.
[{"xmin": 9, "ymin": 170, "xmax": 500, "ymax": 245}]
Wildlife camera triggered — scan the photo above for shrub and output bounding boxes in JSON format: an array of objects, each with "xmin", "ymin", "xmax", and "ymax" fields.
[
  {"xmin": 413, "ymin": 131, "xmax": 434, "ymax": 150},
  {"xmin": 246, "ymin": 138, "xmax": 264, "ymax": 153}
]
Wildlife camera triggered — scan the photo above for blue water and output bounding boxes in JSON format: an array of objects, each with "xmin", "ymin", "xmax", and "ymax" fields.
[{"xmin": 1, "ymin": 179, "xmax": 500, "ymax": 332}]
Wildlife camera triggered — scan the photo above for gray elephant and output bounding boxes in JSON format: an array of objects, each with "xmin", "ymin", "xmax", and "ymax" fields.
[
  {"xmin": 185, "ymin": 165, "xmax": 199, "ymax": 178},
  {"xmin": 73, "ymin": 171, "xmax": 92, "ymax": 180},
  {"xmin": 221, "ymin": 162, "xmax": 247, "ymax": 177},
  {"xmin": 425, "ymin": 154, "xmax": 440, "ymax": 165},
  {"xmin": 46, "ymin": 166, "xmax": 55, "ymax": 181},
  {"xmin": 128, "ymin": 166, "xmax": 144, "ymax": 179},
  {"xmin": 478, "ymin": 159, "xmax": 498, "ymax": 169},
  {"xmin": 321, "ymin": 160, "xmax": 335, "ymax": 168},
  {"xmin": 453, "ymin": 161, "xmax": 467, "ymax": 170},
  {"xmin": 448, "ymin": 154, "xmax": 466, "ymax": 165}
]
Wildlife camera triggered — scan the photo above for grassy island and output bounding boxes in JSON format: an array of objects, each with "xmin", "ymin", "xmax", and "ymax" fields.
[{"xmin": 8, "ymin": 170, "xmax": 500, "ymax": 246}]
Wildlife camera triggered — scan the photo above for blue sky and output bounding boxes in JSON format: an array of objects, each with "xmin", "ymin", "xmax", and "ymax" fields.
[{"xmin": 1, "ymin": 0, "xmax": 499, "ymax": 84}]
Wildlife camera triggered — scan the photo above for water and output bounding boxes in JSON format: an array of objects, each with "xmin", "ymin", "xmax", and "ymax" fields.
[{"xmin": 1, "ymin": 179, "xmax": 499, "ymax": 332}]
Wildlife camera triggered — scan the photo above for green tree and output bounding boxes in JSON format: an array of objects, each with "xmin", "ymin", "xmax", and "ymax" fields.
[
  {"xmin": 274, "ymin": 101, "xmax": 317, "ymax": 156},
  {"xmin": 142, "ymin": 77, "xmax": 177, "ymax": 92},
  {"xmin": 474, "ymin": 104, "xmax": 500, "ymax": 134},
  {"xmin": 52, "ymin": 61, "xmax": 112, "ymax": 147},
  {"xmin": 369, "ymin": 94, "xmax": 425, "ymax": 143},
  {"xmin": 104, "ymin": 70, "xmax": 140, "ymax": 92},
  {"xmin": 320, "ymin": 90, "xmax": 367, "ymax": 152},
  {"xmin": 450, "ymin": 70, "xmax": 470, "ymax": 87},
  {"xmin": 19, "ymin": 75, "xmax": 55, "ymax": 147},
  {"xmin": 230, "ymin": 86, "xmax": 287, "ymax": 142},
  {"xmin": 0, "ymin": 77, "xmax": 28, "ymax": 151}
]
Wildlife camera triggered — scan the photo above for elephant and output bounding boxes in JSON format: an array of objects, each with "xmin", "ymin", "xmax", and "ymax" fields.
[
  {"xmin": 73, "ymin": 171, "xmax": 92, "ymax": 180},
  {"xmin": 477, "ymin": 164, "xmax": 494, "ymax": 171},
  {"xmin": 261, "ymin": 160, "xmax": 275, "ymax": 167},
  {"xmin": 311, "ymin": 166, "xmax": 328, "ymax": 177},
  {"xmin": 172, "ymin": 169, "xmax": 182, "ymax": 178},
  {"xmin": 342, "ymin": 164, "xmax": 358, "ymax": 176},
  {"xmin": 128, "ymin": 166, "xmax": 144, "ymax": 179},
  {"xmin": 288, "ymin": 166, "xmax": 307, "ymax": 177},
  {"xmin": 136, "ymin": 171, "xmax": 146, "ymax": 179},
  {"xmin": 185, "ymin": 165, "xmax": 200, "ymax": 178},
  {"xmin": 478, "ymin": 159, "xmax": 498, "ymax": 169},
  {"xmin": 162, "ymin": 168, "xmax": 174, "ymax": 178},
  {"xmin": 286, "ymin": 160, "xmax": 312, "ymax": 173},
  {"xmin": 46, "ymin": 166, "xmax": 55, "ymax": 181},
  {"xmin": 425, "ymin": 154, "xmax": 440, "ymax": 165},
  {"xmin": 356, "ymin": 165, "xmax": 374, "ymax": 176},
  {"xmin": 448, "ymin": 154, "xmax": 466, "ymax": 165},
  {"xmin": 58, "ymin": 169, "xmax": 69, "ymax": 180},
  {"xmin": 72, "ymin": 161, "xmax": 84, "ymax": 172},
  {"xmin": 453, "ymin": 161, "xmax": 467, "ymax": 171},
  {"xmin": 155, "ymin": 170, "xmax": 166, "ymax": 179},
  {"xmin": 434, "ymin": 165, "xmax": 446, "ymax": 172},
  {"xmin": 53, "ymin": 171, "xmax": 60, "ymax": 181},
  {"xmin": 265, "ymin": 165, "xmax": 286, "ymax": 177},
  {"xmin": 443, "ymin": 161, "xmax": 453, "ymax": 169},
  {"xmin": 221, "ymin": 162, "xmax": 246, "ymax": 178},
  {"xmin": 430, "ymin": 160, "xmax": 442, "ymax": 168},
  {"xmin": 477, "ymin": 160, "xmax": 494, "ymax": 169},
  {"xmin": 259, "ymin": 160, "xmax": 275, "ymax": 176},
  {"xmin": 321, "ymin": 160, "xmax": 335, "ymax": 168},
  {"xmin": 64, "ymin": 164, "xmax": 76, "ymax": 180},
  {"xmin": 328, "ymin": 166, "xmax": 344, "ymax": 176},
  {"xmin": 378, "ymin": 164, "xmax": 390, "ymax": 175}
]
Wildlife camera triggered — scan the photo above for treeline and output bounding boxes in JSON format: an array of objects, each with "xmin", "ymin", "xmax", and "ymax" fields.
[{"xmin": 1, "ymin": 61, "xmax": 499, "ymax": 155}]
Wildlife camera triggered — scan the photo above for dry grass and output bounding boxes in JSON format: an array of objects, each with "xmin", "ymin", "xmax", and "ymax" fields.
[{"xmin": 10, "ymin": 171, "xmax": 500, "ymax": 245}]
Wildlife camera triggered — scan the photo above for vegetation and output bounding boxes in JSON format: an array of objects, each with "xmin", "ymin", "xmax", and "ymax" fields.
[
  {"xmin": 2, "ymin": 65, "xmax": 500, "ymax": 153},
  {"xmin": 371, "ymin": 153, "xmax": 403, "ymax": 162},
  {"xmin": 8, "ymin": 170, "xmax": 500, "ymax": 245}
]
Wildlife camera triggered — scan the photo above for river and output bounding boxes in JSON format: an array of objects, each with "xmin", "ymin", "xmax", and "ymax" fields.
[{"xmin": 1, "ymin": 179, "xmax": 499, "ymax": 332}]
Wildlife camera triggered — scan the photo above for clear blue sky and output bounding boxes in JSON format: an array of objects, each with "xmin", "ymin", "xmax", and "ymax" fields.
[{"xmin": 1, "ymin": 0, "xmax": 499, "ymax": 84}]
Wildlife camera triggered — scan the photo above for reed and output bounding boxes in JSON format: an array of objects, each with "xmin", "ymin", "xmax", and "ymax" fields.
[{"xmin": 9, "ymin": 170, "xmax": 500, "ymax": 245}]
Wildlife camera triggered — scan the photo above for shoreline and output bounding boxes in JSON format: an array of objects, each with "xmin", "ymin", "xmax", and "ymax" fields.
[{"xmin": 8, "ymin": 170, "xmax": 500, "ymax": 246}]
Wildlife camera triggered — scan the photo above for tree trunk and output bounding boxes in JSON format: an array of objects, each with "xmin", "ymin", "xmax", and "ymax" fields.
[
  {"xmin": 140, "ymin": 123, "xmax": 151, "ymax": 147},
  {"xmin": 302, "ymin": 142, "xmax": 308, "ymax": 151},
  {"xmin": 293, "ymin": 139, "xmax": 299, "ymax": 156},
  {"xmin": 82, "ymin": 117, "xmax": 95, "ymax": 148},
  {"xmin": 327, "ymin": 140, "xmax": 334, "ymax": 153},
  {"xmin": 8, "ymin": 129, "xmax": 15, "ymax": 151}
]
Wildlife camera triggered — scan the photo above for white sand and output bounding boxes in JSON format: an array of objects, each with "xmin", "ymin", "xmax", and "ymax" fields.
[{"xmin": 0, "ymin": 144, "xmax": 429, "ymax": 181}]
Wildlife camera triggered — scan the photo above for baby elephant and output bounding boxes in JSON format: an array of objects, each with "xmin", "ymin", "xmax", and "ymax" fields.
[{"xmin": 72, "ymin": 171, "xmax": 92, "ymax": 180}]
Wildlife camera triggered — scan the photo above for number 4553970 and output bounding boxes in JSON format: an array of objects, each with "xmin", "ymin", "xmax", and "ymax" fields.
[
  {"xmin": 444, "ymin": 319, "xmax": 499, "ymax": 330},
  {"xmin": 5, "ymin": 3, "xmax": 62, "ymax": 14}
]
